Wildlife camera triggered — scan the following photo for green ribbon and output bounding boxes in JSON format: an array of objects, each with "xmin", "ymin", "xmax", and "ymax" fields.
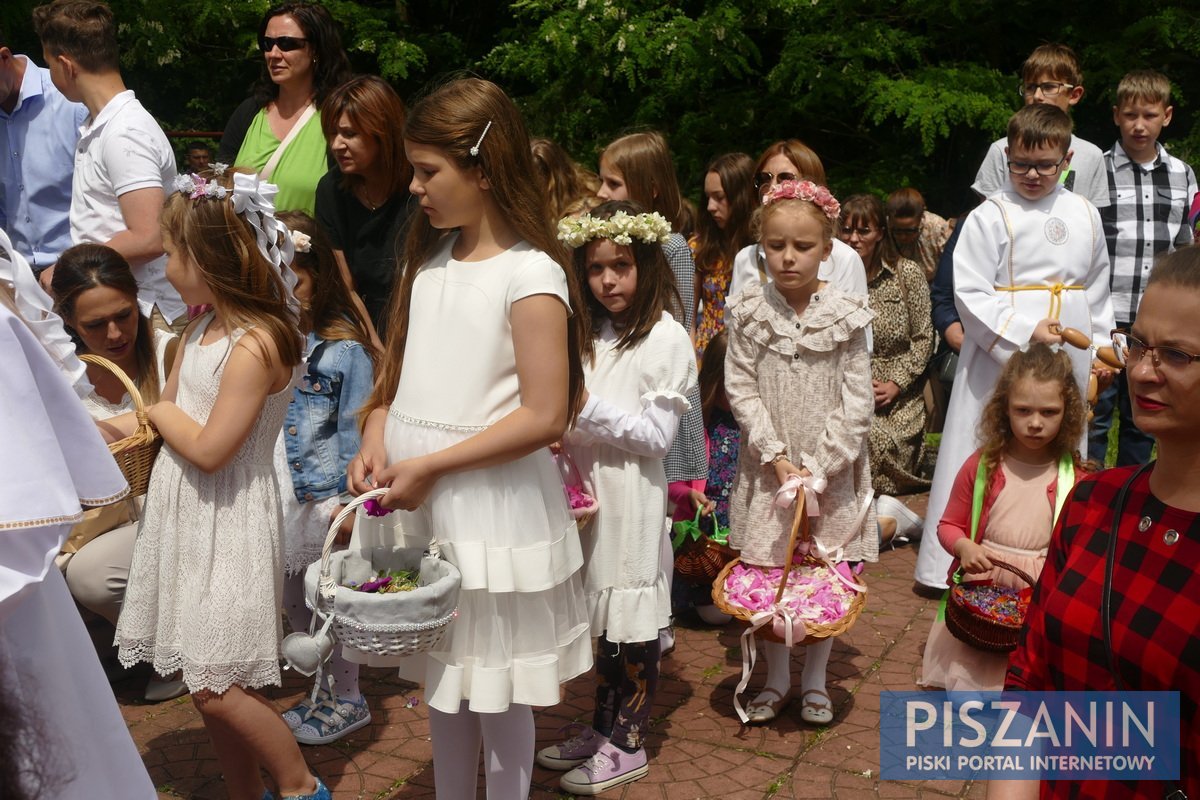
[{"xmin": 671, "ymin": 506, "xmax": 730, "ymax": 551}]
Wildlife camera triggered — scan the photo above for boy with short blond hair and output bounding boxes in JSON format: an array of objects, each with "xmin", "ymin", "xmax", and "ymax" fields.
[
  {"xmin": 972, "ymin": 43, "xmax": 1110, "ymax": 209},
  {"xmin": 1086, "ymin": 69, "xmax": 1197, "ymax": 465},
  {"xmin": 914, "ymin": 104, "xmax": 1115, "ymax": 594}
]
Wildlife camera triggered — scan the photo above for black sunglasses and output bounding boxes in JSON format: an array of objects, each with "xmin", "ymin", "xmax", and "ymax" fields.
[{"xmin": 259, "ymin": 35, "xmax": 308, "ymax": 52}]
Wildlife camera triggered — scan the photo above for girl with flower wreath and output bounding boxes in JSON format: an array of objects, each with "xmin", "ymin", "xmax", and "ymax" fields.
[
  {"xmin": 271, "ymin": 211, "xmax": 378, "ymax": 747},
  {"xmin": 920, "ymin": 343, "xmax": 1086, "ymax": 691},
  {"xmin": 111, "ymin": 168, "xmax": 331, "ymax": 799},
  {"xmin": 537, "ymin": 200, "xmax": 696, "ymax": 794},
  {"xmin": 725, "ymin": 180, "xmax": 876, "ymax": 727}
]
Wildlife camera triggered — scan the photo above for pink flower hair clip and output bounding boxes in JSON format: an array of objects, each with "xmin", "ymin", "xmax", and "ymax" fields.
[{"xmin": 762, "ymin": 179, "xmax": 841, "ymax": 220}]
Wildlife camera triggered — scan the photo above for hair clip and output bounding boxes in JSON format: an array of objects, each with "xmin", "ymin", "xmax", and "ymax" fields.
[
  {"xmin": 291, "ymin": 230, "xmax": 312, "ymax": 253},
  {"xmin": 469, "ymin": 120, "xmax": 493, "ymax": 157}
]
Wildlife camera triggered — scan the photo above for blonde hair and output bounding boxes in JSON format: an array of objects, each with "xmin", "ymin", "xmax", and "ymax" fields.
[
  {"xmin": 370, "ymin": 77, "xmax": 587, "ymax": 420},
  {"xmin": 159, "ymin": 168, "xmax": 302, "ymax": 370},
  {"xmin": 757, "ymin": 197, "xmax": 835, "ymax": 245},
  {"xmin": 598, "ymin": 131, "xmax": 687, "ymax": 232},
  {"xmin": 977, "ymin": 343, "xmax": 1086, "ymax": 472},
  {"xmin": 1115, "ymin": 69, "xmax": 1172, "ymax": 108},
  {"xmin": 531, "ymin": 137, "xmax": 598, "ymax": 221},
  {"xmin": 1022, "ymin": 43, "xmax": 1082, "ymax": 86}
]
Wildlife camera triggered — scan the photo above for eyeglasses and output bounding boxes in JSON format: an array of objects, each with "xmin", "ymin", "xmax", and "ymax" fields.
[
  {"xmin": 754, "ymin": 171, "xmax": 797, "ymax": 191},
  {"xmin": 259, "ymin": 35, "xmax": 308, "ymax": 52},
  {"xmin": 1018, "ymin": 81, "xmax": 1076, "ymax": 99},
  {"xmin": 1006, "ymin": 155, "xmax": 1067, "ymax": 177},
  {"xmin": 1111, "ymin": 330, "xmax": 1200, "ymax": 371},
  {"xmin": 841, "ymin": 226, "xmax": 876, "ymax": 238}
]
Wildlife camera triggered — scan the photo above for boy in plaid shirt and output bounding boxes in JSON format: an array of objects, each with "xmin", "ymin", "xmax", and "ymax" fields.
[{"xmin": 1087, "ymin": 70, "xmax": 1197, "ymax": 466}]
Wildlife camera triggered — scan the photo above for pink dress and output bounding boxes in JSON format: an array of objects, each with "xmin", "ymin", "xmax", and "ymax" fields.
[{"xmin": 919, "ymin": 450, "xmax": 1063, "ymax": 690}]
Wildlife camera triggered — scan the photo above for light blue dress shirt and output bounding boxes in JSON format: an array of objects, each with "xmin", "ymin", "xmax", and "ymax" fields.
[{"xmin": 0, "ymin": 56, "xmax": 88, "ymax": 270}]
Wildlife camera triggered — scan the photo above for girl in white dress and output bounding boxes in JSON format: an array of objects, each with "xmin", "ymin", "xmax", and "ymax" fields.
[
  {"xmin": 536, "ymin": 201, "xmax": 696, "ymax": 794},
  {"xmin": 347, "ymin": 77, "xmax": 592, "ymax": 800},
  {"xmin": 114, "ymin": 168, "xmax": 330, "ymax": 800}
]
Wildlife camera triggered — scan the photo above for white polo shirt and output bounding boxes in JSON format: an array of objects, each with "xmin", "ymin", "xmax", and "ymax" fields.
[{"xmin": 71, "ymin": 90, "xmax": 183, "ymax": 320}]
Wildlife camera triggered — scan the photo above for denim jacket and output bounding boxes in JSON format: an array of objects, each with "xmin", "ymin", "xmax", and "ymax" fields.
[{"xmin": 283, "ymin": 333, "xmax": 374, "ymax": 502}]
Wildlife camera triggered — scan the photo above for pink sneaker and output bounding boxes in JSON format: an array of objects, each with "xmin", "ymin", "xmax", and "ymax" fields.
[
  {"xmin": 559, "ymin": 742, "xmax": 648, "ymax": 795},
  {"xmin": 535, "ymin": 724, "xmax": 607, "ymax": 771}
]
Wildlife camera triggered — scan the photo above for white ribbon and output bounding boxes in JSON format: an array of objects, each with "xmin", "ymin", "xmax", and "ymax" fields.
[
  {"xmin": 733, "ymin": 605, "xmax": 805, "ymax": 724},
  {"xmin": 773, "ymin": 474, "xmax": 826, "ymax": 517},
  {"xmin": 230, "ymin": 172, "xmax": 299, "ymax": 320}
]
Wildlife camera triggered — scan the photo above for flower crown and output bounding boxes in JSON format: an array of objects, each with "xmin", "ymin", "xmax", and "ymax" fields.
[
  {"xmin": 762, "ymin": 179, "xmax": 841, "ymax": 220},
  {"xmin": 556, "ymin": 210, "xmax": 673, "ymax": 248}
]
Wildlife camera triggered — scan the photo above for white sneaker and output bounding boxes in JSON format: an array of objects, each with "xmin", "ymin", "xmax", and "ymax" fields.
[
  {"xmin": 658, "ymin": 625, "xmax": 675, "ymax": 657},
  {"xmin": 875, "ymin": 495, "xmax": 924, "ymax": 543},
  {"xmin": 696, "ymin": 604, "xmax": 732, "ymax": 625}
]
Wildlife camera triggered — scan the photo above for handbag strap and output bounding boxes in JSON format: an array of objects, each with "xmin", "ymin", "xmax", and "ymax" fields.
[
  {"xmin": 261, "ymin": 103, "xmax": 316, "ymax": 181},
  {"xmin": 1101, "ymin": 462, "xmax": 1154, "ymax": 691}
]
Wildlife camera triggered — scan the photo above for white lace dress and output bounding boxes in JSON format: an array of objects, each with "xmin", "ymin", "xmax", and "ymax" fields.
[{"xmin": 116, "ymin": 314, "xmax": 293, "ymax": 694}]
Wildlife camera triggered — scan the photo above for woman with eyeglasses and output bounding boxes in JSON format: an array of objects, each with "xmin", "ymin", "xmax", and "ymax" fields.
[
  {"xmin": 1000, "ymin": 246, "xmax": 1200, "ymax": 800},
  {"xmin": 727, "ymin": 141, "xmax": 869, "ymax": 330},
  {"xmin": 217, "ymin": 2, "xmax": 351, "ymax": 214},
  {"xmin": 838, "ymin": 195, "xmax": 933, "ymax": 524},
  {"xmin": 884, "ymin": 188, "xmax": 950, "ymax": 282}
]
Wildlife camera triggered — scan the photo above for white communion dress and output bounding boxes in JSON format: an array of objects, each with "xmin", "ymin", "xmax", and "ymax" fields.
[
  {"xmin": 116, "ymin": 315, "xmax": 295, "ymax": 694},
  {"xmin": 383, "ymin": 237, "xmax": 592, "ymax": 714}
]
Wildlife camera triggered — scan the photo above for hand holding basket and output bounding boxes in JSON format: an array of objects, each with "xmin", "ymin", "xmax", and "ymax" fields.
[
  {"xmin": 944, "ymin": 558, "xmax": 1035, "ymax": 653},
  {"xmin": 80, "ymin": 354, "xmax": 162, "ymax": 497}
]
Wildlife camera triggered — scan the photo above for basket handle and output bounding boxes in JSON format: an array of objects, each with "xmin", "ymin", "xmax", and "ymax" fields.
[
  {"xmin": 989, "ymin": 558, "xmax": 1036, "ymax": 589},
  {"xmin": 774, "ymin": 490, "xmax": 809, "ymax": 605},
  {"xmin": 317, "ymin": 487, "xmax": 398, "ymax": 601},
  {"xmin": 80, "ymin": 353, "xmax": 147, "ymax": 414}
]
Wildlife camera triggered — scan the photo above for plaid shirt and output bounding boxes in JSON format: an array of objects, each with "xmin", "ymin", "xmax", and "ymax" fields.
[
  {"xmin": 1101, "ymin": 141, "xmax": 1197, "ymax": 326},
  {"xmin": 1006, "ymin": 466, "xmax": 1200, "ymax": 798}
]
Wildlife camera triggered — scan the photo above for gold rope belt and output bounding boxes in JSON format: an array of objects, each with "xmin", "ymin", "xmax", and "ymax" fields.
[{"xmin": 994, "ymin": 282, "xmax": 1084, "ymax": 321}]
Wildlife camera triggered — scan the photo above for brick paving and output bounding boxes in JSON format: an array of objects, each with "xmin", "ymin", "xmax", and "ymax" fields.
[{"xmin": 111, "ymin": 495, "xmax": 985, "ymax": 799}]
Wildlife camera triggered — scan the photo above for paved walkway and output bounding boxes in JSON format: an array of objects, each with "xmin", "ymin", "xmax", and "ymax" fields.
[{"xmin": 113, "ymin": 498, "xmax": 985, "ymax": 799}]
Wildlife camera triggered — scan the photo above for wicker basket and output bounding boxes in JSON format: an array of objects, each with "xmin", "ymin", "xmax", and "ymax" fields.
[
  {"xmin": 673, "ymin": 509, "xmax": 738, "ymax": 583},
  {"xmin": 305, "ymin": 488, "xmax": 461, "ymax": 658},
  {"xmin": 712, "ymin": 491, "xmax": 866, "ymax": 643},
  {"xmin": 80, "ymin": 354, "xmax": 162, "ymax": 497},
  {"xmin": 944, "ymin": 559, "xmax": 1034, "ymax": 653}
]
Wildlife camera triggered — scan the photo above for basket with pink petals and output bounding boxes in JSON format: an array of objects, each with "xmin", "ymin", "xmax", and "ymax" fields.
[{"xmin": 553, "ymin": 446, "xmax": 598, "ymax": 530}]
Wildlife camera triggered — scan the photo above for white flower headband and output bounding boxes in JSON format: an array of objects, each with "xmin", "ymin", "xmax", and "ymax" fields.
[
  {"xmin": 290, "ymin": 230, "xmax": 312, "ymax": 253},
  {"xmin": 556, "ymin": 210, "xmax": 673, "ymax": 248},
  {"xmin": 173, "ymin": 170, "xmax": 300, "ymax": 320}
]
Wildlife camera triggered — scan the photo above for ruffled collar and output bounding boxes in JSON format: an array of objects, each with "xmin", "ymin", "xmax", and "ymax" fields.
[{"xmin": 729, "ymin": 281, "xmax": 874, "ymax": 354}]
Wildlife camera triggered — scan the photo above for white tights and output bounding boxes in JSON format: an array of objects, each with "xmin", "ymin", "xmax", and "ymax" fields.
[
  {"xmin": 428, "ymin": 701, "xmax": 535, "ymax": 799},
  {"xmin": 758, "ymin": 637, "xmax": 834, "ymax": 700}
]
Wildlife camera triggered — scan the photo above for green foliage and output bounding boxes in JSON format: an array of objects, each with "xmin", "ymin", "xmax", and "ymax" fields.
[{"xmin": 3, "ymin": 0, "xmax": 1199, "ymax": 213}]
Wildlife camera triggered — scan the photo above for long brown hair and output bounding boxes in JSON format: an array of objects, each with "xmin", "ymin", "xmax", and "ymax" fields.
[
  {"xmin": 159, "ymin": 168, "xmax": 302, "ymax": 370},
  {"xmin": 599, "ymin": 131, "xmax": 687, "ymax": 232},
  {"xmin": 51, "ymin": 243, "xmax": 162, "ymax": 403},
  {"xmin": 572, "ymin": 200, "xmax": 682, "ymax": 360},
  {"xmin": 839, "ymin": 194, "xmax": 885, "ymax": 280},
  {"xmin": 369, "ymin": 77, "xmax": 586, "ymax": 420},
  {"xmin": 254, "ymin": 1, "xmax": 352, "ymax": 107},
  {"xmin": 277, "ymin": 211, "xmax": 378, "ymax": 367},
  {"xmin": 531, "ymin": 137, "xmax": 598, "ymax": 221},
  {"xmin": 698, "ymin": 327, "xmax": 728, "ymax": 426},
  {"xmin": 693, "ymin": 152, "xmax": 756, "ymax": 276},
  {"xmin": 977, "ymin": 343, "xmax": 1086, "ymax": 472},
  {"xmin": 320, "ymin": 75, "xmax": 411, "ymax": 198}
]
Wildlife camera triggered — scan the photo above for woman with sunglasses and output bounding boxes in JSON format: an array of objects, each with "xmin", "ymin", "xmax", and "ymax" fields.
[
  {"xmin": 1000, "ymin": 246, "xmax": 1200, "ymax": 800},
  {"xmin": 217, "ymin": 2, "xmax": 351, "ymax": 214},
  {"xmin": 727, "ymin": 141, "xmax": 869, "ymax": 329}
]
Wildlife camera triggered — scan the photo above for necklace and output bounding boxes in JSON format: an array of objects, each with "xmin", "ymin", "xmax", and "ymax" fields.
[{"xmin": 355, "ymin": 184, "xmax": 387, "ymax": 212}]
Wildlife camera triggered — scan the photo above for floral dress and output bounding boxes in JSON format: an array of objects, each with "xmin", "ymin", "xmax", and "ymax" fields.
[
  {"xmin": 706, "ymin": 407, "xmax": 741, "ymax": 529},
  {"xmin": 696, "ymin": 267, "xmax": 732, "ymax": 360}
]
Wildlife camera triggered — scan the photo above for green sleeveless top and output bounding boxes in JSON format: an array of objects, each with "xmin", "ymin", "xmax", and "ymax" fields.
[{"xmin": 233, "ymin": 108, "xmax": 327, "ymax": 215}]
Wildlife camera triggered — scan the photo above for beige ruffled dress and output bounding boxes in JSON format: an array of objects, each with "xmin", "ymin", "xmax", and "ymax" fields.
[{"xmin": 725, "ymin": 282, "xmax": 878, "ymax": 567}]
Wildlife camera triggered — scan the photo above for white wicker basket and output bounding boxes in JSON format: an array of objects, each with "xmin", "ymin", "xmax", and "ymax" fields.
[{"xmin": 303, "ymin": 488, "xmax": 461, "ymax": 658}]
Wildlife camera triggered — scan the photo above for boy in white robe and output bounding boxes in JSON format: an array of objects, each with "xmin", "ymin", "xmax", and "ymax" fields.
[{"xmin": 913, "ymin": 104, "xmax": 1116, "ymax": 591}]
